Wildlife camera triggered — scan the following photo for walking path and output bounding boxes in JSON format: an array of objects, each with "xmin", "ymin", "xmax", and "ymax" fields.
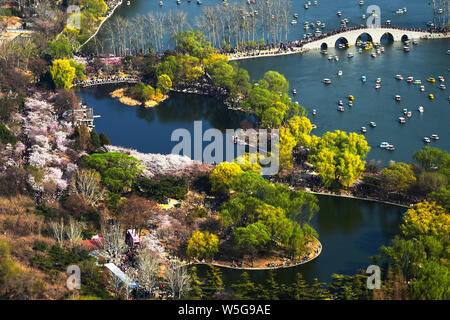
[
  {"xmin": 79, "ymin": 0, "xmax": 123, "ymax": 50},
  {"xmin": 303, "ymin": 188, "xmax": 411, "ymax": 208},
  {"xmin": 181, "ymin": 237, "xmax": 322, "ymax": 271}
]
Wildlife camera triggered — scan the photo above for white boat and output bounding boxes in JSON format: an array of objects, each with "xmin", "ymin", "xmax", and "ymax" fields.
[
  {"xmin": 431, "ymin": 134, "xmax": 439, "ymax": 140},
  {"xmin": 361, "ymin": 76, "xmax": 367, "ymax": 82},
  {"xmin": 420, "ymin": 85, "xmax": 425, "ymax": 92},
  {"xmin": 337, "ymin": 106, "xmax": 345, "ymax": 112},
  {"xmin": 376, "ymin": 78, "xmax": 381, "ymax": 83},
  {"xmin": 407, "ymin": 76, "xmax": 414, "ymax": 83},
  {"xmin": 359, "ymin": 0, "xmax": 364, "ymax": 5},
  {"xmin": 395, "ymin": 95, "xmax": 401, "ymax": 102},
  {"xmin": 424, "ymin": 137, "xmax": 431, "ymax": 143},
  {"xmin": 348, "ymin": 101, "xmax": 353, "ymax": 107},
  {"xmin": 398, "ymin": 117, "xmax": 406, "ymax": 124},
  {"xmin": 375, "ymin": 83, "xmax": 381, "ymax": 89},
  {"xmin": 335, "ymin": 55, "xmax": 339, "ymax": 61},
  {"xmin": 305, "ymin": 3, "xmax": 310, "ymax": 9},
  {"xmin": 338, "ymin": 70, "xmax": 343, "ymax": 76},
  {"xmin": 386, "ymin": 20, "xmax": 391, "ymax": 26},
  {"xmin": 323, "ymin": 78, "xmax": 332, "ymax": 84},
  {"xmin": 348, "ymin": 53, "xmax": 354, "ymax": 58},
  {"xmin": 395, "ymin": 74, "xmax": 403, "ymax": 80},
  {"xmin": 337, "ymin": 11, "xmax": 342, "ymax": 17},
  {"xmin": 338, "ymin": 100, "xmax": 343, "ymax": 106},
  {"xmin": 160, "ymin": 1, "xmax": 163, "ymax": 5},
  {"xmin": 438, "ymin": 76, "xmax": 445, "ymax": 82},
  {"xmin": 370, "ymin": 121, "xmax": 376, "ymax": 127},
  {"xmin": 386, "ymin": 145, "xmax": 395, "ymax": 151},
  {"xmin": 404, "ymin": 46, "xmax": 410, "ymax": 52},
  {"xmin": 292, "ymin": 89, "xmax": 297, "ymax": 94},
  {"xmin": 362, "ymin": 14, "xmax": 366, "ymax": 20},
  {"xmin": 440, "ymin": 84, "xmax": 446, "ymax": 90},
  {"xmin": 312, "ymin": 109, "xmax": 317, "ymax": 115},
  {"xmin": 380, "ymin": 142, "xmax": 390, "ymax": 148},
  {"xmin": 418, "ymin": 106, "xmax": 424, "ymax": 113},
  {"xmin": 361, "ymin": 127, "xmax": 367, "ymax": 133},
  {"xmin": 407, "ymin": 111, "xmax": 412, "ymax": 118},
  {"xmin": 328, "ymin": 55, "xmax": 333, "ymax": 60},
  {"xmin": 371, "ymin": 52, "xmax": 376, "ymax": 58},
  {"xmin": 176, "ymin": 0, "xmax": 181, "ymax": 4}
]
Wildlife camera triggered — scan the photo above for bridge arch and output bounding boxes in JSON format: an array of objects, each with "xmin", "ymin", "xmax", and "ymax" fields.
[
  {"xmin": 320, "ymin": 42, "xmax": 328, "ymax": 51},
  {"xmin": 401, "ymin": 34, "xmax": 409, "ymax": 42},
  {"xmin": 335, "ymin": 37, "xmax": 349, "ymax": 48},
  {"xmin": 356, "ymin": 32, "xmax": 373, "ymax": 44},
  {"xmin": 380, "ymin": 32, "xmax": 394, "ymax": 44}
]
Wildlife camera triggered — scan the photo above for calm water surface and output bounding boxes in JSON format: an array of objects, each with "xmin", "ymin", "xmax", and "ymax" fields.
[
  {"xmin": 79, "ymin": 0, "xmax": 444, "ymax": 285},
  {"xmin": 195, "ymin": 195, "xmax": 404, "ymax": 286}
]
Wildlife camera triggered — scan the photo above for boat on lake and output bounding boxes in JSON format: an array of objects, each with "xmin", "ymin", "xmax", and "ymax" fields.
[
  {"xmin": 380, "ymin": 142, "xmax": 390, "ymax": 148},
  {"xmin": 424, "ymin": 137, "xmax": 431, "ymax": 143},
  {"xmin": 398, "ymin": 117, "xmax": 406, "ymax": 124},
  {"xmin": 407, "ymin": 76, "xmax": 414, "ymax": 83},
  {"xmin": 370, "ymin": 121, "xmax": 377, "ymax": 127},
  {"xmin": 395, "ymin": 95, "xmax": 401, "ymax": 102},
  {"xmin": 395, "ymin": 74, "xmax": 403, "ymax": 80},
  {"xmin": 418, "ymin": 106, "xmax": 424, "ymax": 113},
  {"xmin": 323, "ymin": 78, "xmax": 332, "ymax": 84},
  {"xmin": 361, "ymin": 127, "xmax": 367, "ymax": 133},
  {"xmin": 431, "ymin": 134, "xmax": 440, "ymax": 140}
]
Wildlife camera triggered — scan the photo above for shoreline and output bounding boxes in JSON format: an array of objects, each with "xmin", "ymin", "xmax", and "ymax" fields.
[
  {"xmin": 303, "ymin": 189, "xmax": 411, "ymax": 208},
  {"xmin": 181, "ymin": 237, "xmax": 322, "ymax": 271},
  {"xmin": 79, "ymin": 0, "xmax": 123, "ymax": 50}
]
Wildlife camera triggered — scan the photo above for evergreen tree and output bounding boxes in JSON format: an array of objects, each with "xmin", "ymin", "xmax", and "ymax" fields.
[
  {"xmin": 90, "ymin": 129, "xmax": 101, "ymax": 150},
  {"xmin": 204, "ymin": 265, "xmax": 224, "ymax": 297},
  {"xmin": 188, "ymin": 266, "xmax": 204, "ymax": 299},
  {"xmin": 99, "ymin": 132, "xmax": 111, "ymax": 146}
]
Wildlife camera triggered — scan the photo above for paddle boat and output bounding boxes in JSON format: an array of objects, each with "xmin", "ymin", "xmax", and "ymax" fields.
[
  {"xmin": 440, "ymin": 84, "xmax": 446, "ymax": 90},
  {"xmin": 427, "ymin": 77, "xmax": 436, "ymax": 83},
  {"xmin": 348, "ymin": 101, "xmax": 353, "ymax": 107},
  {"xmin": 386, "ymin": 145, "xmax": 395, "ymax": 151},
  {"xmin": 375, "ymin": 83, "xmax": 381, "ymax": 90},
  {"xmin": 338, "ymin": 70, "xmax": 343, "ymax": 76},
  {"xmin": 380, "ymin": 142, "xmax": 390, "ymax": 148},
  {"xmin": 429, "ymin": 94, "xmax": 435, "ymax": 100},
  {"xmin": 312, "ymin": 109, "xmax": 317, "ymax": 115},
  {"xmin": 398, "ymin": 117, "xmax": 406, "ymax": 124},
  {"xmin": 292, "ymin": 89, "xmax": 297, "ymax": 95},
  {"xmin": 361, "ymin": 76, "xmax": 367, "ymax": 83},
  {"xmin": 407, "ymin": 76, "xmax": 414, "ymax": 83},
  {"xmin": 413, "ymin": 80, "xmax": 422, "ymax": 85},
  {"xmin": 395, "ymin": 75, "xmax": 403, "ymax": 80},
  {"xmin": 160, "ymin": 1, "xmax": 163, "ymax": 5},
  {"xmin": 348, "ymin": 95, "xmax": 355, "ymax": 101},
  {"xmin": 418, "ymin": 106, "xmax": 424, "ymax": 113},
  {"xmin": 431, "ymin": 134, "xmax": 440, "ymax": 140},
  {"xmin": 404, "ymin": 46, "xmax": 410, "ymax": 52},
  {"xmin": 395, "ymin": 95, "xmax": 401, "ymax": 102},
  {"xmin": 348, "ymin": 53, "xmax": 354, "ymax": 58},
  {"xmin": 323, "ymin": 78, "xmax": 332, "ymax": 84},
  {"xmin": 337, "ymin": 11, "xmax": 342, "ymax": 16},
  {"xmin": 370, "ymin": 122, "xmax": 377, "ymax": 127},
  {"xmin": 335, "ymin": 55, "xmax": 339, "ymax": 61},
  {"xmin": 424, "ymin": 137, "xmax": 431, "ymax": 143},
  {"xmin": 420, "ymin": 85, "xmax": 425, "ymax": 92},
  {"xmin": 438, "ymin": 76, "xmax": 445, "ymax": 82},
  {"xmin": 361, "ymin": 127, "xmax": 367, "ymax": 133},
  {"xmin": 407, "ymin": 111, "xmax": 412, "ymax": 118},
  {"xmin": 338, "ymin": 100, "xmax": 344, "ymax": 106},
  {"xmin": 337, "ymin": 106, "xmax": 345, "ymax": 112}
]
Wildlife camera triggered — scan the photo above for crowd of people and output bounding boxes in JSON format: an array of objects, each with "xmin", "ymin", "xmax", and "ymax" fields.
[{"xmin": 224, "ymin": 24, "xmax": 448, "ymax": 60}]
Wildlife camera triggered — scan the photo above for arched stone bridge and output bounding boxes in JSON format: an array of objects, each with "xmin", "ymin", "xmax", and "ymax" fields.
[{"xmin": 303, "ymin": 27, "xmax": 434, "ymax": 50}]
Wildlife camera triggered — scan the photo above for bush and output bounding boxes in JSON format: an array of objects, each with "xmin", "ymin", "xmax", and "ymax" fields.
[
  {"xmin": 134, "ymin": 176, "xmax": 188, "ymax": 202},
  {"xmin": 0, "ymin": 122, "xmax": 17, "ymax": 145}
]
